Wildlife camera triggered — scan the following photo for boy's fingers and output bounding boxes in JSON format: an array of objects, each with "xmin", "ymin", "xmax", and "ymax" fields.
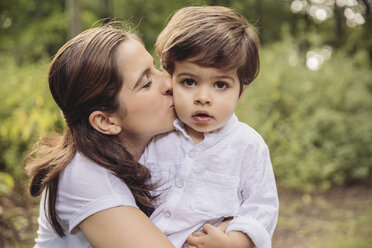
[
  {"xmin": 187, "ymin": 231, "xmax": 206, "ymax": 245},
  {"xmin": 202, "ymin": 223, "xmax": 217, "ymax": 234},
  {"xmin": 187, "ymin": 236, "xmax": 200, "ymax": 246},
  {"xmin": 192, "ymin": 231, "xmax": 206, "ymax": 237},
  {"xmin": 216, "ymin": 217, "xmax": 233, "ymax": 232}
]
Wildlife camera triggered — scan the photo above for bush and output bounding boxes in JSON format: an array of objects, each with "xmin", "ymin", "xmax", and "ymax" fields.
[
  {"xmin": 0, "ymin": 56, "xmax": 63, "ymax": 190},
  {"xmin": 0, "ymin": 39, "xmax": 371, "ymax": 195},
  {"xmin": 236, "ymin": 40, "xmax": 372, "ymax": 192}
]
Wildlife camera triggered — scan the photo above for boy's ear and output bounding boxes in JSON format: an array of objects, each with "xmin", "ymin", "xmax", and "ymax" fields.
[
  {"xmin": 89, "ymin": 111, "xmax": 121, "ymax": 135},
  {"xmin": 238, "ymin": 84, "xmax": 248, "ymax": 101}
]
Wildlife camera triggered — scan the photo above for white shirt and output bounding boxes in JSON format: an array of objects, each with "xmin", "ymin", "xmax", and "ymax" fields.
[
  {"xmin": 140, "ymin": 114, "xmax": 279, "ymax": 248},
  {"xmin": 34, "ymin": 152, "xmax": 138, "ymax": 248}
]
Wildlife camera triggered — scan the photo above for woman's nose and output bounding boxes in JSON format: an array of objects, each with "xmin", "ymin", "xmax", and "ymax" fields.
[{"xmin": 161, "ymin": 73, "xmax": 173, "ymax": 96}]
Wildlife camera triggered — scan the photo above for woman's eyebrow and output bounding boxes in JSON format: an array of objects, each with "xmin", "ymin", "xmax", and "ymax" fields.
[{"xmin": 133, "ymin": 68, "xmax": 151, "ymax": 90}]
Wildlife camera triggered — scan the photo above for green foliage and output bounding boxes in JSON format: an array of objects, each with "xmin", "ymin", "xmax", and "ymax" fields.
[
  {"xmin": 0, "ymin": 0, "xmax": 371, "ymax": 192},
  {"xmin": 110, "ymin": 0, "xmax": 187, "ymax": 52},
  {"xmin": 0, "ymin": 3, "xmax": 371, "ymax": 195},
  {"xmin": 0, "ymin": 172, "xmax": 14, "ymax": 196},
  {"xmin": 0, "ymin": 1, "xmax": 371, "ymax": 246},
  {"xmin": 236, "ymin": 39, "xmax": 372, "ymax": 192},
  {"xmin": 0, "ymin": 55, "xmax": 64, "ymax": 182},
  {"xmin": 0, "ymin": 0, "xmax": 67, "ymax": 63}
]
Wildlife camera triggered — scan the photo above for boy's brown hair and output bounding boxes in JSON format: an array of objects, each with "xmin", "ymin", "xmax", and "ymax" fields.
[{"xmin": 156, "ymin": 6, "xmax": 260, "ymax": 89}]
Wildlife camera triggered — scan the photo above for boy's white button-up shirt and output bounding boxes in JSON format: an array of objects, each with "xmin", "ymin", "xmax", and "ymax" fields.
[{"xmin": 140, "ymin": 114, "xmax": 279, "ymax": 248}]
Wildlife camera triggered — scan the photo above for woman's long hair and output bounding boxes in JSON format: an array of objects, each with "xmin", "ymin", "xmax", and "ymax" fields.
[{"xmin": 25, "ymin": 25, "xmax": 157, "ymax": 237}]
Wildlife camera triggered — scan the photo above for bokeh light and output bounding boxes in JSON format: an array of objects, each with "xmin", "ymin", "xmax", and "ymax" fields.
[
  {"xmin": 291, "ymin": 0, "xmax": 366, "ymax": 26},
  {"xmin": 306, "ymin": 46, "xmax": 333, "ymax": 71}
]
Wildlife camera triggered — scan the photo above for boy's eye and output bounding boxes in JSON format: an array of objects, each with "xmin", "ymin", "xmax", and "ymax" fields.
[
  {"xmin": 142, "ymin": 81, "xmax": 152, "ymax": 88},
  {"xmin": 214, "ymin": 81, "xmax": 228, "ymax": 90},
  {"xmin": 182, "ymin": 78, "xmax": 196, "ymax": 87}
]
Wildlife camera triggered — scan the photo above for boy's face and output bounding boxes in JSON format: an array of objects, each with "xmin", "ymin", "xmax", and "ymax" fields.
[{"xmin": 172, "ymin": 60, "xmax": 244, "ymax": 134}]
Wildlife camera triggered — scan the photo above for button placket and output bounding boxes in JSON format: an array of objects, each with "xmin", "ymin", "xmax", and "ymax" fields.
[
  {"xmin": 164, "ymin": 210, "xmax": 171, "ymax": 217},
  {"xmin": 175, "ymin": 180, "xmax": 184, "ymax": 188},
  {"xmin": 188, "ymin": 151, "xmax": 196, "ymax": 158}
]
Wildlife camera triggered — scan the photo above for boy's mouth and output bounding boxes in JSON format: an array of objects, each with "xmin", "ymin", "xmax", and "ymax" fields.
[
  {"xmin": 192, "ymin": 111, "xmax": 213, "ymax": 123},
  {"xmin": 192, "ymin": 111, "xmax": 212, "ymax": 118}
]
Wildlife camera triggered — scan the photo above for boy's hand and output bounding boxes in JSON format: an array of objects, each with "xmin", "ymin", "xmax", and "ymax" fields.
[
  {"xmin": 216, "ymin": 217, "xmax": 233, "ymax": 232},
  {"xmin": 187, "ymin": 224, "xmax": 255, "ymax": 248},
  {"xmin": 187, "ymin": 224, "xmax": 230, "ymax": 248}
]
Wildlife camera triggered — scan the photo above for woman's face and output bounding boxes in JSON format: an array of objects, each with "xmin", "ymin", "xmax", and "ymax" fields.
[{"xmin": 115, "ymin": 38, "xmax": 176, "ymax": 141}]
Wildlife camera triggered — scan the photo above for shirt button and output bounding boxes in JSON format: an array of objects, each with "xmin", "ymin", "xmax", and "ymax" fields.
[
  {"xmin": 176, "ymin": 180, "xmax": 184, "ymax": 188},
  {"xmin": 188, "ymin": 151, "xmax": 196, "ymax": 158},
  {"xmin": 164, "ymin": 210, "xmax": 171, "ymax": 218}
]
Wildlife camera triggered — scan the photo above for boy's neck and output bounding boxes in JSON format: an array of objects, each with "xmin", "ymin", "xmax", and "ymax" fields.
[{"xmin": 185, "ymin": 125, "xmax": 204, "ymax": 145}]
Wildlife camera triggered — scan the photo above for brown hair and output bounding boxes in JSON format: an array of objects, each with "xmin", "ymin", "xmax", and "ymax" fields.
[
  {"xmin": 25, "ymin": 25, "xmax": 156, "ymax": 237},
  {"xmin": 156, "ymin": 6, "xmax": 260, "ymax": 91}
]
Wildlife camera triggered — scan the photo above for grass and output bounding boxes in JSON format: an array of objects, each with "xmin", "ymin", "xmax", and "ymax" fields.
[
  {"xmin": 273, "ymin": 185, "xmax": 372, "ymax": 248},
  {"xmin": 1, "ymin": 184, "xmax": 371, "ymax": 247}
]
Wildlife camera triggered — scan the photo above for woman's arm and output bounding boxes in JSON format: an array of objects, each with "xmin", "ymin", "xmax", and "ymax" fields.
[{"xmin": 79, "ymin": 206, "xmax": 175, "ymax": 248}]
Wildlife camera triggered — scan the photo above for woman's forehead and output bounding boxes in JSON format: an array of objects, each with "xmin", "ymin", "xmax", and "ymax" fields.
[{"xmin": 116, "ymin": 38, "xmax": 153, "ymax": 89}]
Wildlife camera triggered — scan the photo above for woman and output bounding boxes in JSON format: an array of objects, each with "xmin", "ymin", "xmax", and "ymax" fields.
[{"xmin": 25, "ymin": 24, "xmax": 176, "ymax": 247}]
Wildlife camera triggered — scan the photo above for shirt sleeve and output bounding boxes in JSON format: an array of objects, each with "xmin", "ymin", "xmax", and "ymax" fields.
[
  {"xmin": 57, "ymin": 153, "xmax": 138, "ymax": 234},
  {"xmin": 225, "ymin": 141, "xmax": 279, "ymax": 248}
]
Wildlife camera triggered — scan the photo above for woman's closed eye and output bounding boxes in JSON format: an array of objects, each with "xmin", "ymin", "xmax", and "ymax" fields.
[
  {"xmin": 142, "ymin": 80, "xmax": 152, "ymax": 89},
  {"xmin": 182, "ymin": 78, "xmax": 196, "ymax": 87},
  {"xmin": 214, "ymin": 81, "xmax": 229, "ymax": 90}
]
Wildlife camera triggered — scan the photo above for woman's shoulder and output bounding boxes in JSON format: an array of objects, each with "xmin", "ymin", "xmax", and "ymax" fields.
[
  {"xmin": 64, "ymin": 152, "xmax": 109, "ymax": 179},
  {"xmin": 58, "ymin": 151, "xmax": 136, "ymax": 204},
  {"xmin": 56, "ymin": 152, "xmax": 137, "ymax": 233}
]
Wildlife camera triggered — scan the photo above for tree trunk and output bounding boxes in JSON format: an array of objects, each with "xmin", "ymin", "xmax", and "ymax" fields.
[
  {"xmin": 209, "ymin": 0, "xmax": 231, "ymax": 6},
  {"xmin": 333, "ymin": 4, "xmax": 344, "ymax": 48},
  {"xmin": 66, "ymin": 0, "xmax": 81, "ymax": 39},
  {"xmin": 361, "ymin": 0, "xmax": 372, "ymax": 66},
  {"xmin": 101, "ymin": 0, "xmax": 112, "ymax": 23},
  {"xmin": 254, "ymin": 0, "xmax": 263, "ymax": 44}
]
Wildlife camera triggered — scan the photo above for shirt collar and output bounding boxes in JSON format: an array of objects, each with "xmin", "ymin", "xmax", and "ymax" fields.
[
  {"xmin": 174, "ymin": 119, "xmax": 189, "ymax": 138},
  {"xmin": 173, "ymin": 114, "xmax": 239, "ymax": 146}
]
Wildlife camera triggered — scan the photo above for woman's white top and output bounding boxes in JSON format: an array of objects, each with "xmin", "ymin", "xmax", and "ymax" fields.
[{"xmin": 34, "ymin": 152, "xmax": 138, "ymax": 248}]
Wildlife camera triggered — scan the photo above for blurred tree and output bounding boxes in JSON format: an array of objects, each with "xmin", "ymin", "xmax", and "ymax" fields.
[
  {"xmin": 210, "ymin": 0, "xmax": 231, "ymax": 5},
  {"xmin": 66, "ymin": 0, "xmax": 81, "ymax": 38},
  {"xmin": 0, "ymin": 0, "xmax": 67, "ymax": 63},
  {"xmin": 333, "ymin": 3, "xmax": 345, "ymax": 48},
  {"xmin": 361, "ymin": 0, "xmax": 372, "ymax": 62},
  {"xmin": 288, "ymin": 0, "xmax": 372, "ymax": 65},
  {"xmin": 102, "ymin": 0, "xmax": 112, "ymax": 19},
  {"xmin": 0, "ymin": 0, "xmax": 371, "ymax": 195}
]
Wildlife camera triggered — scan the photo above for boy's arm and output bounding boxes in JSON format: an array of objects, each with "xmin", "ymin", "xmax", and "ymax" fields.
[{"xmin": 225, "ymin": 143, "xmax": 279, "ymax": 248}]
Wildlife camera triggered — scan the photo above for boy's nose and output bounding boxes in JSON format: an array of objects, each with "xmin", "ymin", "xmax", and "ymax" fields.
[{"xmin": 194, "ymin": 88, "xmax": 211, "ymax": 105}]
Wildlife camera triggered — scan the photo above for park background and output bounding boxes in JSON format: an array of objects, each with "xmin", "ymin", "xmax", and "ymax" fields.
[{"xmin": 0, "ymin": 0, "xmax": 371, "ymax": 247}]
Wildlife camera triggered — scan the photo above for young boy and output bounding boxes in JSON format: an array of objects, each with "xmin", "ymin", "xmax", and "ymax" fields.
[{"xmin": 140, "ymin": 6, "xmax": 279, "ymax": 248}]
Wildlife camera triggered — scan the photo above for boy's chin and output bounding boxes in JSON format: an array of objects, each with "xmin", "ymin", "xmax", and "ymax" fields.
[{"xmin": 188, "ymin": 124, "xmax": 219, "ymax": 133}]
